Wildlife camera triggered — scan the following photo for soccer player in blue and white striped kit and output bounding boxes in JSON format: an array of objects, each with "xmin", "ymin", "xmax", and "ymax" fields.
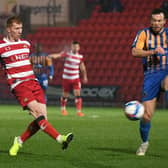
[{"xmin": 132, "ymin": 8, "xmax": 168, "ymax": 156}]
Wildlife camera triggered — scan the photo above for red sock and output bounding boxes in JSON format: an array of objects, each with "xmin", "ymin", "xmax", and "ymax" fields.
[
  {"xmin": 20, "ymin": 120, "xmax": 40, "ymax": 143},
  {"xmin": 75, "ymin": 97, "xmax": 82, "ymax": 112},
  {"xmin": 36, "ymin": 116, "xmax": 60, "ymax": 139},
  {"xmin": 61, "ymin": 97, "xmax": 68, "ymax": 109}
]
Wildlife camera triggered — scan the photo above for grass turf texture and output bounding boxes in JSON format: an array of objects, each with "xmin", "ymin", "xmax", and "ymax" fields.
[{"xmin": 0, "ymin": 105, "xmax": 168, "ymax": 168}]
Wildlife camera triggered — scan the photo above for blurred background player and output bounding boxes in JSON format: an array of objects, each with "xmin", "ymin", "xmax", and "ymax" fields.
[
  {"xmin": 49, "ymin": 41, "xmax": 88, "ymax": 117},
  {"xmin": 30, "ymin": 43, "xmax": 54, "ymax": 101},
  {"xmin": 0, "ymin": 16, "xmax": 73, "ymax": 156},
  {"xmin": 132, "ymin": 8, "xmax": 168, "ymax": 156}
]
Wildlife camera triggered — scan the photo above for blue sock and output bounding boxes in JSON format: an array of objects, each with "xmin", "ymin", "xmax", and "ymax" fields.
[{"xmin": 139, "ymin": 120, "xmax": 151, "ymax": 143}]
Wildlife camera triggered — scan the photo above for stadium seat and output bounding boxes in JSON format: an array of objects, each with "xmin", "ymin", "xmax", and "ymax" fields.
[{"xmin": 24, "ymin": 0, "xmax": 166, "ymax": 102}]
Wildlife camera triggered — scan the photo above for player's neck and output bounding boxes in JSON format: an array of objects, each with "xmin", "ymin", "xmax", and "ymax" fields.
[
  {"xmin": 6, "ymin": 35, "xmax": 19, "ymax": 42},
  {"xmin": 72, "ymin": 51, "xmax": 78, "ymax": 54},
  {"xmin": 150, "ymin": 27, "xmax": 164, "ymax": 35}
]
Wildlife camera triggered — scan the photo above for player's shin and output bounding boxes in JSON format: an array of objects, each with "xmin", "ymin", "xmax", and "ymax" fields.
[
  {"xmin": 61, "ymin": 97, "xmax": 68, "ymax": 115},
  {"xmin": 35, "ymin": 115, "xmax": 74, "ymax": 149},
  {"xmin": 20, "ymin": 120, "xmax": 40, "ymax": 143},
  {"xmin": 61, "ymin": 97, "xmax": 68, "ymax": 109},
  {"xmin": 75, "ymin": 96, "xmax": 84, "ymax": 116},
  {"xmin": 75, "ymin": 96, "xmax": 82, "ymax": 112},
  {"xmin": 35, "ymin": 115, "xmax": 60, "ymax": 140},
  {"xmin": 140, "ymin": 119, "xmax": 151, "ymax": 142}
]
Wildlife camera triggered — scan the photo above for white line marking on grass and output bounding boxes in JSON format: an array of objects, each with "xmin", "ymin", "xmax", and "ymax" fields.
[{"xmin": 90, "ymin": 115, "xmax": 100, "ymax": 118}]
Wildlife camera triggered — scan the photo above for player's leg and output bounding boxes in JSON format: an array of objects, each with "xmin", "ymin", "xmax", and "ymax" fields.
[
  {"xmin": 73, "ymin": 79, "xmax": 84, "ymax": 116},
  {"xmin": 61, "ymin": 91, "xmax": 69, "ymax": 116},
  {"xmin": 28, "ymin": 101, "xmax": 73, "ymax": 148},
  {"xmin": 136, "ymin": 72, "xmax": 163, "ymax": 156},
  {"xmin": 161, "ymin": 75, "xmax": 168, "ymax": 106},
  {"xmin": 18, "ymin": 118, "xmax": 40, "ymax": 143},
  {"xmin": 9, "ymin": 101, "xmax": 73, "ymax": 156},
  {"xmin": 9, "ymin": 81, "xmax": 43, "ymax": 156},
  {"xmin": 136, "ymin": 98, "xmax": 156, "ymax": 156},
  {"xmin": 141, "ymin": 99, "xmax": 156, "ymax": 140},
  {"xmin": 73, "ymin": 89, "xmax": 84, "ymax": 116},
  {"xmin": 60, "ymin": 79, "xmax": 71, "ymax": 116},
  {"xmin": 9, "ymin": 118, "xmax": 40, "ymax": 156},
  {"xmin": 16, "ymin": 103, "xmax": 48, "ymax": 146},
  {"xmin": 9, "ymin": 97, "xmax": 46, "ymax": 156},
  {"xmin": 9, "ymin": 81, "xmax": 73, "ymax": 156}
]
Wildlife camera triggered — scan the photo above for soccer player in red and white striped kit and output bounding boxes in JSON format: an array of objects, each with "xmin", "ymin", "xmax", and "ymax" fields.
[
  {"xmin": 49, "ymin": 41, "xmax": 88, "ymax": 116},
  {"xmin": 0, "ymin": 16, "xmax": 73, "ymax": 156}
]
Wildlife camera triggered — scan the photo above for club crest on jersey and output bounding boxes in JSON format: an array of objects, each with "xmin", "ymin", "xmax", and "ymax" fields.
[
  {"xmin": 5, "ymin": 46, "xmax": 11, "ymax": 51},
  {"xmin": 24, "ymin": 97, "xmax": 28, "ymax": 102},
  {"xmin": 23, "ymin": 44, "xmax": 28, "ymax": 48}
]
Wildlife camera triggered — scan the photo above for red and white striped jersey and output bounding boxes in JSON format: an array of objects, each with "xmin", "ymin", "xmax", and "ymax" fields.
[
  {"xmin": 61, "ymin": 51, "xmax": 83, "ymax": 80},
  {"xmin": 0, "ymin": 38, "xmax": 35, "ymax": 90}
]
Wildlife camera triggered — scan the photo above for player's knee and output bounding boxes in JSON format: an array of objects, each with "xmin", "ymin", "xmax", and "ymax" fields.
[
  {"xmin": 61, "ymin": 96, "xmax": 68, "ymax": 101},
  {"xmin": 162, "ymin": 77, "xmax": 168, "ymax": 90},
  {"xmin": 34, "ymin": 115, "xmax": 46, "ymax": 127},
  {"xmin": 74, "ymin": 90, "xmax": 80, "ymax": 97},
  {"xmin": 161, "ymin": 81, "xmax": 168, "ymax": 91},
  {"xmin": 164, "ymin": 86, "xmax": 168, "ymax": 91},
  {"xmin": 143, "ymin": 113, "xmax": 152, "ymax": 122},
  {"xmin": 30, "ymin": 107, "xmax": 47, "ymax": 119}
]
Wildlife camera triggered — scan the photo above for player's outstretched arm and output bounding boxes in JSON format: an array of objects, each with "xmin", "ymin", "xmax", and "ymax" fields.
[{"xmin": 48, "ymin": 52, "xmax": 62, "ymax": 59}]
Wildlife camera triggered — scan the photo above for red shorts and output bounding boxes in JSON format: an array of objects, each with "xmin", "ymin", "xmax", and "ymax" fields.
[
  {"xmin": 12, "ymin": 80, "xmax": 46, "ymax": 108},
  {"xmin": 62, "ymin": 78, "xmax": 81, "ymax": 92}
]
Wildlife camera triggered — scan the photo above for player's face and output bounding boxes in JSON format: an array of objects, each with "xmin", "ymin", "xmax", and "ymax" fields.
[
  {"xmin": 150, "ymin": 13, "xmax": 166, "ymax": 33},
  {"xmin": 7, "ymin": 22, "xmax": 23, "ymax": 41},
  {"xmin": 71, "ymin": 44, "xmax": 80, "ymax": 53}
]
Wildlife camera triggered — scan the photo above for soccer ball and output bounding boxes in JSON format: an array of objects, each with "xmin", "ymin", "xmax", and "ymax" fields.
[{"xmin": 124, "ymin": 100, "xmax": 144, "ymax": 121}]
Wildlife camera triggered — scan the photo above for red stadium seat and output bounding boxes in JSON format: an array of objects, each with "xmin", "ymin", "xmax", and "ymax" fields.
[{"xmin": 24, "ymin": 0, "xmax": 167, "ymax": 102}]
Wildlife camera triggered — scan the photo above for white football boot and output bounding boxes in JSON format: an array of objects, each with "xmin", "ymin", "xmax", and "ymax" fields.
[{"xmin": 136, "ymin": 141, "xmax": 149, "ymax": 156}]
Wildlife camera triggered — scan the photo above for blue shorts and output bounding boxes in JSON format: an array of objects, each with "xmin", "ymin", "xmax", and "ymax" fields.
[
  {"xmin": 36, "ymin": 74, "xmax": 48, "ymax": 90},
  {"xmin": 142, "ymin": 70, "xmax": 167, "ymax": 102}
]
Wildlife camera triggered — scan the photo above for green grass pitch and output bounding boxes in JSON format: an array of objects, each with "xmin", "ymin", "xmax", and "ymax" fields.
[{"xmin": 0, "ymin": 104, "xmax": 168, "ymax": 168}]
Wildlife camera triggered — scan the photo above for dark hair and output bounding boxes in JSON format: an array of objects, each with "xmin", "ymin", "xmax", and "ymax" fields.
[
  {"xmin": 72, "ymin": 41, "xmax": 80, "ymax": 45},
  {"xmin": 151, "ymin": 8, "xmax": 167, "ymax": 18},
  {"xmin": 6, "ymin": 16, "xmax": 22, "ymax": 28}
]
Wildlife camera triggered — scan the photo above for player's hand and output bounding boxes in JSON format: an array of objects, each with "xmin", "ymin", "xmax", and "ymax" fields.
[
  {"xmin": 49, "ymin": 75, "xmax": 53, "ymax": 80},
  {"xmin": 82, "ymin": 77, "xmax": 88, "ymax": 84},
  {"xmin": 154, "ymin": 47, "xmax": 165, "ymax": 55}
]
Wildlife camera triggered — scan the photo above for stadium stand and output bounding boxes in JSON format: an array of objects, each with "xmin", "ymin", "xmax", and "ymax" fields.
[
  {"xmin": 0, "ymin": 0, "xmax": 165, "ymax": 103},
  {"xmin": 25, "ymin": 0, "xmax": 165, "ymax": 102}
]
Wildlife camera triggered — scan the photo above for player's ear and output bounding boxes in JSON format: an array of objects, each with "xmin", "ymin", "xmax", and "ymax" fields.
[
  {"xmin": 6, "ymin": 27, "xmax": 11, "ymax": 33},
  {"xmin": 164, "ymin": 18, "xmax": 166, "ymax": 24}
]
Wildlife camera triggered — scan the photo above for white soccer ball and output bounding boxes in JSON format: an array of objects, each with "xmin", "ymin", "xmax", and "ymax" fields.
[{"xmin": 124, "ymin": 100, "xmax": 144, "ymax": 120}]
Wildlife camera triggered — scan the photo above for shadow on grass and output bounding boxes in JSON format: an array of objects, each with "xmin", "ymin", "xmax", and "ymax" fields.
[
  {"xmin": 0, "ymin": 150, "xmax": 9, "ymax": 154},
  {"xmin": 0, "ymin": 149, "xmax": 60, "ymax": 158},
  {"xmin": 88, "ymin": 147, "xmax": 162, "ymax": 158},
  {"xmin": 89, "ymin": 147, "xmax": 134, "ymax": 154}
]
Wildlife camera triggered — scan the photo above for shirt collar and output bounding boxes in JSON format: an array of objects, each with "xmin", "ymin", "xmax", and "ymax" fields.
[{"xmin": 3, "ymin": 37, "xmax": 21, "ymax": 43}]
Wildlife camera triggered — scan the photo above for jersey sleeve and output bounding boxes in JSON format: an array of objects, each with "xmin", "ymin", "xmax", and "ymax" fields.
[
  {"xmin": 60, "ymin": 51, "xmax": 67, "ymax": 58},
  {"xmin": 81, "ymin": 55, "xmax": 84, "ymax": 63},
  {"xmin": 46, "ymin": 57, "xmax": 54, "ymax": 77},
  {"xmin": 132, "ymin": 30, "xmax": 147, "ymax": 49},
  {"xmin": 46, "ymin": 57, "xmax": 52, "ymax": 66}
]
